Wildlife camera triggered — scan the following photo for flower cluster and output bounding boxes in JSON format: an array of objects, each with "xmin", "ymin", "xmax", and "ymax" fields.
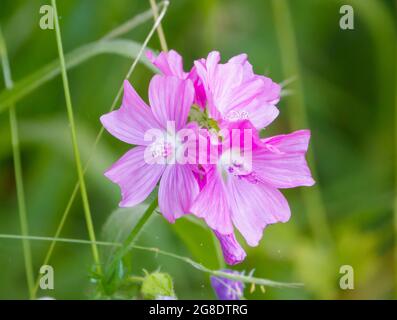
[{"xmin": 100, "ymin": 50, "xmax": 315, "ymax": 265}]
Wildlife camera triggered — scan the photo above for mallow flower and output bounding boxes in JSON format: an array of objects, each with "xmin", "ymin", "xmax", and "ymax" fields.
[
  {"xmin": 100, "ymin": 75, "xmax": 199, "ymax": 222},
  {"xmin": 194, "ymin": 51, "xmax": 281, "ymax": 129},
  {"xmin": 191, "ymin": 120, "xmax": 315, "ymax": 261}
]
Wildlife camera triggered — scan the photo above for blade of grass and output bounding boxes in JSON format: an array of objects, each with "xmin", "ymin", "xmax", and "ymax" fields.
[
  {"xmin": 394, "ymin": 0, "xmax": 397, "ymax": 299},
  {"xmin": 0, "ymin": 39, "xmax": 157, "ymax": 112},
  {"xmin": 0, "ymin": 233, "xmax": 303, "ymax": 289},
  {"xmin": 0, "ymin": 26, "xmax": 35, "ymax": 299},
  {"xmin": 51, "ymin": 0, "xmax": 101, "ymax": 274},
  {"xmin": 394, "ymin": 59, "xmax": 397, "ymax": 297},
  {"xmin": 149, "ymin": 0, "xmax": 168, "ymax": 52},
  {"xmin": 271, "ymin": 0, "xmax": 332, "ymax": 245},
  {"xmin": 34, "ymin": 1, "xmax": 170, "ymax": 295}
]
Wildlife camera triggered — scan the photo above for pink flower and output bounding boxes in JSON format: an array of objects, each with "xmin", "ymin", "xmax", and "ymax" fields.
[
  {"xmin": 194, "ymin": 51, "xmax": 281, "ymax": 129},
  {"xmin": 102, "ymin": 50, "xmax": 315, "ymax": 266},
  {"xmin": 100, "ymin": 76, "xmax": 199, "ymax": 222},
  {"xmin": 191, "ymin": 121, "xmax": 314, "ymax": 251}
]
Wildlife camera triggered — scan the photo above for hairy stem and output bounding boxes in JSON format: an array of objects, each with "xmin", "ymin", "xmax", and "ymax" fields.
[{"xmin": 0, "ymin": 233, "xmax": 302, "ymax": 289}]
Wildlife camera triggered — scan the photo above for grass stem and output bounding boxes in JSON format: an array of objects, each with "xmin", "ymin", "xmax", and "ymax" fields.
[
  {"xmin": 149, "ymin": 0, "xmax": 168, "ymax": 52},
  {"xmin": 51, "ymin": 0, "xmax": 101, "ymax": 274},
  {"xmin": 393, "ymin": 0, "xmax": 397, "ymax": 299},
  {"xmin": 0, "ymin": 26, "xmax": 35, "ymax": 300}
]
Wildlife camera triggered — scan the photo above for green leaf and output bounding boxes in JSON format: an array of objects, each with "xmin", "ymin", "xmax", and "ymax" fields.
[{"xmin": 0, "ymin": 39, "xmax": 157, "ymax": 112}]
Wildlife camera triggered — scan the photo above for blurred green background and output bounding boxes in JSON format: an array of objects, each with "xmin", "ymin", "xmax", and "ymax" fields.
[{"xmin": 0, "ymin": 0, "xmax": 396, "ymax": 299}]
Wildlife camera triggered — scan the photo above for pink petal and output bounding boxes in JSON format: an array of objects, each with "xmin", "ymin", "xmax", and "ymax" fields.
[
  {"xmin": 104, "ymin": 146, "xmax": 165, "ymax": 207},
  {"xmin": 220, "ymin": 77, "xmax": 261, "ymax": 113},
  {"xmin": 228, "ymin": 178, "xmax": 291, "ymax": 246},
  {"xmin": 253, "ymin": 130, "xmax": 315, "ymax": 188},
  {"xmin": 228, "ymin": 54, "xmax": 256, "ymax": 83},
  {"xmin": 227, "ymin": 99, "xmax": 279, "ymax": 129},
  {"xmin": 187, "ymin": 65, "xmax": 207, "ymax": 109},
  {"xmin": 228, "ymin": 54, "xmax": 281, "ymax": 104},
  {"xmin": 158, "ymin": 164, "xmax": 199, "ymax": 223},
  {"xmin": 208, "ymin": 63, "xmax": 244, "ymax": 120},
  {"xmin": 220, "ymin": 78, "xmax": 278, "ymax": 128},
  {"xmin": 195, "ymin": 52, "xmax": 279, "ymax": 129},
  {"xmin": 194, "ymin": 51, "xmax": 232, "ymax": 119},
  {"xmin": 214, "ymin": 231, "xmax": 246, "ymax": 265},
  {"xmin": 147, "ymin": 50, "xmax": 188, "ymax": 79},
  {"xmin": 260, "ymin": 76, "xmax": 281, "ymax": 105},
  {"xmin": 147, "ymin": 50, "xmax": 207, "ymax": 109},
  {"xmin": 148, "ymin": 75, "xmax": 194, "ymax": 130},
  {"xmin": 100, "ymin": 80, "xmax": 160, "ymax": 146},
  {"xmin": 190, "ymin": 168, "xmax": 234, "ymax": 234},
  {"xmin": 228, "ymin": 53, "xmax": 248, "ymax": 65}
]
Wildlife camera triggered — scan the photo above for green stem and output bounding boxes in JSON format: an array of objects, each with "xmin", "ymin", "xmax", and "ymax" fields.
[
  {"xmin": 149, "ymin": 0, "xmax": 168, "ymax": 52},
  {"xmin": 394, "ymin": 0, "xmax": 397, "ymax": 299},
  {"xmin": 127, "ymin": 276, "xmax": 145, "ymax": 283},
  {"xmin": 51, "ymin": 0, "xmax": 101, "ymax": 273},
  {"xmin": 105, "ymin": 198, "xmax": 158, "ymax": 278},
  {"xmin": 0, "ymin": 233, "xmax": 302, "ymax": 288},
  {"xmin": 0, "ymin": 26, "xmax": 35, "ymax": 299},
  {"xmin": 271, "ymin": 0, "xmax": 332, "ymax": 245}
]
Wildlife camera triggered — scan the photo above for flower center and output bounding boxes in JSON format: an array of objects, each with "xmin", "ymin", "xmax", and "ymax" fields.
[
  {"xmin": 150, "ymin": 141, "xmax": 173, "ymax": 159},
  {"xmin": 147, "ymin": 132, "xmax": 184, "ymax": 164},
  {"xmin": 218, "ymin": 149, "xmax": 252, "ymax": 181}
]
